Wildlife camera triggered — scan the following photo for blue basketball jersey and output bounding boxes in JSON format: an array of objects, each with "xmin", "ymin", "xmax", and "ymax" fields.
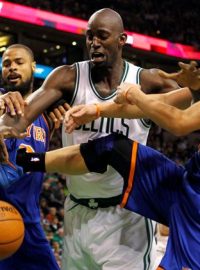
[
  {"xmin": 80, "ymin": 134, "xmax": 200, "ymax": 270},
  {"xmin": 0, "ymin": 114, "xmax": 49, "ymax": 223}
]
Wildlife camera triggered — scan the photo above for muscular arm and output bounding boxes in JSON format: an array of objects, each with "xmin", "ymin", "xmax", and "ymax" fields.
[
  {"xmin": 108, "ymin": 67, "xmax": 192, "ymax": 118},
  {"xmin": 0, "ymin": 65, "xmax": 76, "ymax": 132},
  {"xmin": 98, "ymin": 87, "xmax": 192, "ymax": 119},
  {"xmin": 45, "ymin": 145, "xmax": 88, "ymax": 174},
  {"xmin": 130, "ymin": 89, "xmax": 200, "ymax": 136},
  {"xmin": 64, "ymin": 67, "xmax": 192, "ymax": 133}
]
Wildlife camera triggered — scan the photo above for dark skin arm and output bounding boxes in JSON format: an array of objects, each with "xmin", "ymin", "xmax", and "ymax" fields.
[
  {"xmin": 0, "ymin": 65, "xmax": 76, "ymax": 132},
  {"xmin": 140, "ymin": 68, "xmax": 192, "ymax": 108},
  {"xmin": 141, "ymin": 68, "xmax": 180, "ymax": 93}
]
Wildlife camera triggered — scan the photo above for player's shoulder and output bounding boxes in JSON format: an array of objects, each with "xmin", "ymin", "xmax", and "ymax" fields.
[
  {"xmin": 50, "ymin": 64, "xmax": 76, "ymax": 76},
  {"xmin": 140, "ymin": 68, "xmax": 161, "ymax": 82},
  {"xmin": 140, "ymin": 68, "xmax": 168, "ymax": 93},
  {"xmin": 44, "ymin": 64, "xmax": 77, "ymax": 86}
]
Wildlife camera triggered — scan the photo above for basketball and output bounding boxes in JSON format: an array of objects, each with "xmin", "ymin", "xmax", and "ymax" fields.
[{"xmin": 0, "ymin": 201, "xmax": 25, "ymax": 260}]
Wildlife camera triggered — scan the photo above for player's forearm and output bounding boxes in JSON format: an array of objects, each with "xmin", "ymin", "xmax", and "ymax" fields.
[
  {"xmin": 0, "ymin": 87, "xmax": 62, "ymax": 132},
  {"xmin": 100, "ymin": 88, "xmax": 191, "ymax": 120},
  {"xmin": 162, "ymin": 87, "xmax": 192, "ymax": 109},
  {"xmin": 17, "ymin": 144, "xmax": 89, "ymax": 174},
  {"xmin": 45, "ymin": 145, "xmax": 89, "ymax": 174},
  {"xmin": 134, "ymin": 93, "xmax": 185, "ymax": 136},
  {"xmin": 99, "ymin": 102, "xmax": 146, "ymax": 119}
]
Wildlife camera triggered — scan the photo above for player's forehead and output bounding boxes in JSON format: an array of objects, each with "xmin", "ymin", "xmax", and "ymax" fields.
[
  {"xmin": 2, "ymin": 48, "xmax": 30, "ymax": 62},
  {"xmin": 89, "ymin": 17, "xmax": 113, "ymax": 31},
  {"xmin": 88, "ymin": 11, "xmax": 122, "ymax": 35}
]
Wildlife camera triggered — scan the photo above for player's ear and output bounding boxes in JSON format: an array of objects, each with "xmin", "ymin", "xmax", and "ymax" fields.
[
  {"xmin": 119, "ymin": 32, "xmax": 127, "ymax": 46},
  {"xmin": 32, "ymin": 61, "xmax": 36, "ymax": 73}
]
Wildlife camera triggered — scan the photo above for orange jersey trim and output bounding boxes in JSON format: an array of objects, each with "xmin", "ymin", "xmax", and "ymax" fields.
[
  {"xmin": 156, "ymin": 267, "xmax": 165, "ymax": 270},
  {"xmin": 41, "ymin": 113, "xmax": 50, "ymax": 134},
  {"xmin": 120, "ymin": 141, "xmax": 138, "ymax": 208}
]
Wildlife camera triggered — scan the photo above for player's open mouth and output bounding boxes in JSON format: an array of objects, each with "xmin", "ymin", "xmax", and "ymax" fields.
[
  {"xmin": 91, "ymin": 52, "xmax": 105, "ymax": 62},
  {"xmin": 7, "ymin": 74, "xmax": 21, "ymax": 83}
]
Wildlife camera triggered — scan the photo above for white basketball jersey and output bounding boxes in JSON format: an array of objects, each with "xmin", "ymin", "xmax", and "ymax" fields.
[{"xmin": 62, "ymin": 60, "xmax": 151, "ymax": 198}]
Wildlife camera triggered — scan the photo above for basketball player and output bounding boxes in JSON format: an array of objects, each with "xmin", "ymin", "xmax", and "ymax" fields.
[
  {"xmin": 0, "ymin": 9, "xmax": 192, "ymax": 269},
  {"xmin": 0, "ymin": 44, "xmax": 60, "ymax": 270},
  {"xmin": 13, "ymin": 131, "xmax": 200, "ymax": 270}
]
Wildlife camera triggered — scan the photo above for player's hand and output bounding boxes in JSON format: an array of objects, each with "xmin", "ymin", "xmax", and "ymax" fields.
[
  {"xmin": 49, "ymin": 103, "xmax": 70, "ymax": 129},
  {"xmin": 0, "ymin": 91, "xmax": 27, "ymax": 116},
  {"xmin": 64, "ymin": 104, "xmax": 97, "ymax": 134},
  {"xmin": 114, "ymin": 83, "xmax": 142, "ymax": 104},
  {"xmin": 0, "ymin": 125, "xmax": 27, "ymax": 139},
  {"xmin": 159, "ymin": 61, "xmax": 200, "ymax": 91},
  {"xmin": 0, "ymin": 98, "xmax": 5, "ymax": 115}
]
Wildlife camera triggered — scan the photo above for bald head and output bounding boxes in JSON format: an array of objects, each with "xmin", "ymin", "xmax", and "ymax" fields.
[{"xmin": 88, "ymin": 8, "xmax": 124, "ymax": 34}]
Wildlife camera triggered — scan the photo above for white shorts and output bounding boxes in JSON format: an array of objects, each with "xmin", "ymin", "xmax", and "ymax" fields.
[{"xmin": 61, "ymin": 196, "xmax": 158, "ymax": 270}]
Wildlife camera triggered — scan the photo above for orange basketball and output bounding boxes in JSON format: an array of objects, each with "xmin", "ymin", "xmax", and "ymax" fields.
[{"xmin": 0, "ymin": 200, "xmax": 25, "ymax": 260}]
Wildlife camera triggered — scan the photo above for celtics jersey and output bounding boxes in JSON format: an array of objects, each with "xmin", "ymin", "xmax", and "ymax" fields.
[{"xmin": 62, "ymin": 60, "xmax": 151, "ymax": 198}]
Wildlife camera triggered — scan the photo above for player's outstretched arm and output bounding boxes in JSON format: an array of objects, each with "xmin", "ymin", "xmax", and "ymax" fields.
[
  {"xmin": 159, "ymin": 61, "xmax": 200, "ymax": 90},
  {"xmin": 116, "ymin": 84, "xmax": 200, "ymax": 136},
  {"xmin": 64, "ymin": 85, "xmax": 191, "ymax": 134},
  {"xmin": 159, "ymin": 61, "xmax": 200, "ymax": 102},
  {"xmin": 16, "ymin": 145, "xmax": 89, "ymax": 175},
  {"xmin": 0, "ymin": 65, "xmax": 75, "ymax": 133},
  {"xmin": 64, "ymin": 102, "xmax": 147, "ymax": 133}
]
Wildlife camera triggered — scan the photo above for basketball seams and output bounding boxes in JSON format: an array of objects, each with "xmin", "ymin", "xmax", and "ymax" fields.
[{"xmin": 0, "ymin": 233, "xmax": 24, "ymax": 245}]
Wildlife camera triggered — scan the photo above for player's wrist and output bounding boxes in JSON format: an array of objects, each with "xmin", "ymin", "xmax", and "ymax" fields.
[
  {"xmin": 94, "ymin": 103, "xmax": 101, "ymax": 119},
  {"xmin": 16, "ymin": 148, "xmax": 46, "ymax": 172},
  {"xmin": 124, "ymin": 88, "xmax": 132, "ymax": 103}
]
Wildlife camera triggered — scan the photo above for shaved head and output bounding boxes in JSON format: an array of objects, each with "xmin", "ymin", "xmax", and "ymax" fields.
[
  {"xmin": 2, "ymin": 44, "xmax": 34, "ymax": 62},
  {"xmin": 88, "ymin": 8, "xmax": 124, "ymax": 33}
]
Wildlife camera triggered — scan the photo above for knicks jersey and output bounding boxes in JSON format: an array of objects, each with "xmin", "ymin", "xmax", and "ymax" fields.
[
  {"xmin": 62, "ymin": 60, "xmax": 151, "ymax": 198},
  {"xmin": 0, "ymin": 115, "xmax": 49, "ymax": 223}
]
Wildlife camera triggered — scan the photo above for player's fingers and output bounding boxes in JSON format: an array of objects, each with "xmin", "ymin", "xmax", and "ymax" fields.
[
  {"xmin": 3, "ymin": 97, "xmax": 16, "ymax": 115},
  {"xmin": 14, "ymin": 92, "xmax": 26, "ymax": 115},
  {"xmin": 3, "ymin": 127, "xmax": 27, "ymax": 139},
  {"xmin": 49, "ymin": 112, "xmax": 59, "ymax": 126},
  {"xmin": 53, "ymin": 108, "xmax": 64, "ymax": 121},
  {"xmin": 54, "ymin": 119, "xmax": 61, "ymax": 130},
  {"xmin": 58, "ymin": 105, "xmax": 67, "ymax": 116},
  {"xmin": 158, "ymin": 70, "xmax": 177, "ymax": 79},
  {"xmin": 9, "ymin": 96, "xmax": 23, "ymax": 116},
  {"xmin": 186, "ymin": 61, "xmax": 198, "ymax": 72},
  {"xmin": 0, "ymin": 99, "xmax": 5, "ymax": 111},
  {"xmin": 63, "ymin": 103, "xmax": 71, "ymax": 111},
  {"xmin": 190, "ymin": 61, "xmax": 198, "ymax": 68},
  {"xmin": 4, "ymin": 92, "xmax": 25, "ymax": 116},
  {"xmin": 65, "ymin": 122, "xmax": 78, "ymax": 134},
  {"xmin": 49, "ymin": 111, "xmax": 61, "ymax": 129},
  {"xmin": 178, "ymin": 61, "xmax": 194, "ymax": 71},
  {"xmin": 71, "ymin": 107, "xmax": 86, "ymax": 118}
]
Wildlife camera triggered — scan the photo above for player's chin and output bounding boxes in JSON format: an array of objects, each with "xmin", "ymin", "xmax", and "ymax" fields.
[{"xmin": 90, "ymin": 59, "xmax": 107, "ymax": 68}]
